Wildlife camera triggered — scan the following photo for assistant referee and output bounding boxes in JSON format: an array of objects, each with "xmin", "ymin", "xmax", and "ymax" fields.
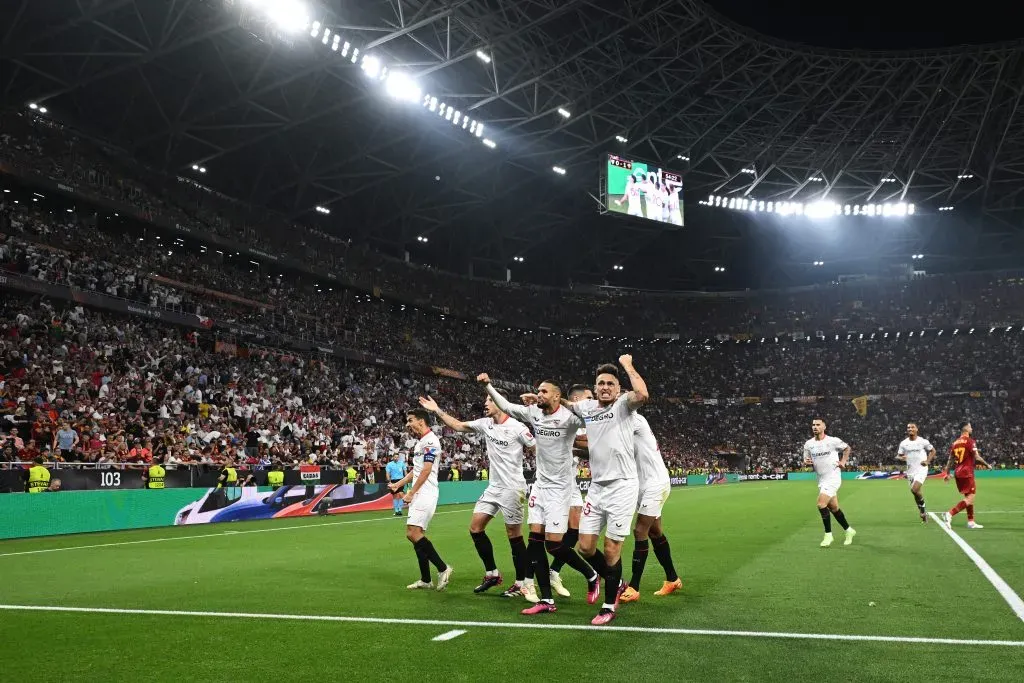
[{"xmin": 385, "ymin": 452, "xmax": 407, "ymax": 516}]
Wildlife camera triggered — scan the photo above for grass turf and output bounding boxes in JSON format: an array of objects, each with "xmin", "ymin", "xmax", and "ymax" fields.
[{"xmin": 1, "ymin": 479, "xmax": 1022, "ymax": 682}]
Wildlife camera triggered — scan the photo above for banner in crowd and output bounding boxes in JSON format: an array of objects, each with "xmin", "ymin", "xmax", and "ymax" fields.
[{"xmin": 852, "ymin": 395, "xmax": 869, "ymax": 416}]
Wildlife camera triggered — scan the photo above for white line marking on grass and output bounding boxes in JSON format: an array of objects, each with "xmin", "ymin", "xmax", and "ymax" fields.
[
  {"xmin": 432, "ymin": 629, "xmax": 466, "ymax": 641},
  {"xmin": 0, "ymin": 605, "xmax": 1021, "ymax": 647},
  {"xmin": 0, "ymin": 507, "xmax": 473, "ymax": 558},
  {"xmin": 929, "ymin": 512, "xmax": 1024, "ymax": 622}
]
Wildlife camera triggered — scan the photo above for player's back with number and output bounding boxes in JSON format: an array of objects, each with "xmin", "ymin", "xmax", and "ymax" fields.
[{"xmin": 950, "ymin": 435, "xmax": 978, "ymax": 479}]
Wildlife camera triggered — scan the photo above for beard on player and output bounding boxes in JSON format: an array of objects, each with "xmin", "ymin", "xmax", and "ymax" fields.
[{"xmin": 535, "ymin": 381, "xmax": 562, "ymax": 412}]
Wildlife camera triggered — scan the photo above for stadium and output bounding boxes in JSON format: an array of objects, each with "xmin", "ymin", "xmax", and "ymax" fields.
[{"xmin": 1, "ymin": 0, "xmax": 1023, "ymax": 680}]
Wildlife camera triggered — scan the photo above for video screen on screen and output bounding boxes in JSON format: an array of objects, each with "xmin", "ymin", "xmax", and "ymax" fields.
[{"xmin": 605, "ymin": 153, "xmax": 684, "ymax": 226}]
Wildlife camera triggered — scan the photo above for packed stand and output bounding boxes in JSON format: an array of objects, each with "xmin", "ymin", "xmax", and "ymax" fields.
[{"xmin": 4, "ymin": 112, "xmax": 1024, "ymax": 338}]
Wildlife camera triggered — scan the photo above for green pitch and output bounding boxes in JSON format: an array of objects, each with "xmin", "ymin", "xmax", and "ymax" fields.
[{"xmin": 2, "ymin": 480, "xmax": 1022, "ymax": 682}]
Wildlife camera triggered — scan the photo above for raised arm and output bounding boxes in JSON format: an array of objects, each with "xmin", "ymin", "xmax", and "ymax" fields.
[
  {"xmin": 418, "ymin": 396, "xmax": 472, "ymax": 433},
  {"xmin": 478, "ymin": 374, "xmax": 531, "ymax": 422},
  {"xmin": 619, "ymin": 355, "xmax": 649, "ymax": 409}
]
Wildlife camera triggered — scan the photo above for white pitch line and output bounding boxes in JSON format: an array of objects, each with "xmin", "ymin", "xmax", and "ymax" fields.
[
  {"xmin": 432, "ymin": 629, "xmax": 467, "ymax": 641},
  {"xmin": 0, "ymin": 605, "xmax": 1021, "ymax": 647},
  {"xmin": 929, "ymin": 512, "xmax": 1024, "ymax": 622},
  {"xmin": 0, "ymin": 506, "xmax": 473, "ymax": 558}
]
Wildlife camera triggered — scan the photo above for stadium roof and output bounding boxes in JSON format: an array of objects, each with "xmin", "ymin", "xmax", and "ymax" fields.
[{"xmin": 3, "ymin": 0, "xmax": 1024, "ymax": 291}]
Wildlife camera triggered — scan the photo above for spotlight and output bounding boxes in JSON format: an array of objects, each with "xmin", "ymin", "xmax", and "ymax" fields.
[
  {"xmin": 361, "ymin": 55, "xmax": 381, "ymax": 78},
  {"xmin": 557, "ymin": 107, "xmax": 571, "ymax": 118},
  {"xmin": 475, "ymin": 50, "xmax": 491, "ymax": 63},
  {"xmin": 482, "ymin": 139, "xmax": 496, "ymax": 149},
  {"xmin": 384, "ymin": 71, "xmax": 421, "ymax": 102},
  {"xmin": 615, "ymin": 135, "xmax": 628, "ymax": 143},
  {"xmin": 552, "ymin": 166, "xmax": 566, "ymax": 175}
]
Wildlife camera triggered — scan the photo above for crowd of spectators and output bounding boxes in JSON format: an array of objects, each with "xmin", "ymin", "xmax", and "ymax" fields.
[
  {"xmin": 4, "ymin": 110, "xmax": 1024, "ymax": 339},
  {"xmin": 2, "ymin": 112, "xmax": 1024, "ymax": 488}
]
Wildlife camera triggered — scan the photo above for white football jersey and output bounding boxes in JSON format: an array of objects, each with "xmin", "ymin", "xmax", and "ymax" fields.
[
  {"xmin": 634, "ymin": 414, "xmax": 669, "ymax": 488},
  {"xmin": 571, "ymin": 395, "xmax": 638, "ymax": 483},
  {"xmin": 802, "ymin": 435, "xmax": 849, "ymax": 478},
  {"xmin": 466, "ymin": 415, "xmax": 532, "ymax": 489},
  {"xmin": 898, "ymin": 437, "xmax": 933, "ymax": 473},
  {"xmin": 487, "ymin": 385, "xmax": 583, "ymax": 489},
  {"xmin": 411, "ymin": 430, "xmax": 442, "ymax": 494},
  {"xmin": 625, "ymin": 182, "xmax": 642, "ymax": 212}
]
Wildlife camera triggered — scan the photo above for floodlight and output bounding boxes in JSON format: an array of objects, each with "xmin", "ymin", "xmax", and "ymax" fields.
[
  {"xmin": 361, "ymin": 55, "xmax": 381, "ymax": 78},
  {"xmin": 263, "ymin": 0, "xmax": 310, "ymax": 35},
  {"xmin": 476, "ymin": 50, "xmax": 491, "ymax": 63},
  {"xmin": 482, "ymin": 139, "xmax": 496, "ymax": 148},
  {"xmin": 552, "ymin": 166, "xmax": 566, "ymax": 175},
  {"xmin": 384, "ymin": 72, "xmax": 421, "ymax": 102},
  {"xmin": 557, "ymin": 107, "xmax": 571, "ymax": 118}
]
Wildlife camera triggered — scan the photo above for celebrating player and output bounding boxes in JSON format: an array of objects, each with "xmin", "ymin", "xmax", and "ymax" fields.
[
  {"xmin": 569, "ymin": 355, "xmax": 648, "ymax": 625},
  {"xmin": 802, "ymin": 418, "xmax": 857, "ymax": 547},
  {"xmin": 417, "ymin": 393, "xmax": 533, "ymax": 596},
  {"xmin": 479, "ymin": 374, "xmax": 599, "ymax": 616},
  {"xmin": 941, "ymin": 422, "xmax": 994, "ymax": 528},
  {"xmin": 896, "ymin": 423, "xmax": 937, "ymax": 523},
  {"xmin": 388, "ymin": 409, "xmax": 453, "ymax": 591},
  {"xmin": 620, "ymin": 413, "xmax": 681, "ymax": 602},
  {"xmin": 614, "ymin": 172, "xmax": 645, "ymax": 217},
  {"xmin": 666, "ymin": 183, "xmax": 683, "ymax": 226},
  {"xmin": 546, "ymin": 384, "xmax": 592, "ymax": 599}
]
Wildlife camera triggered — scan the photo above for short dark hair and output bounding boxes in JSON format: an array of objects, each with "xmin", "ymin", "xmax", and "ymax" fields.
[
  {"xmin": 407, "ymin": 408, "xmax": 430, "ymax": 423},
  {"xmin": 959, "ymin": 421, "xmax": 971, "ymax": 431},
  {"xmin": 538, "ymin": 379, "xmax": 562, "ymax": 395},
  {"xmin": 568, "ymin": 384, "xmax": 591, "ymax": 399},
  {"xmin": 595, "ymin": 364, "xmax": 619, "ymax": 379},
  {"xmin": 812, "ymin": 417, "xmax": 826, "ymax": 424}
]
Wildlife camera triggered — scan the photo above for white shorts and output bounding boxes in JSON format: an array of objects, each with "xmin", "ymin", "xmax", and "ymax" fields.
[
  {"xmin": 637, "ymin": 481, "xmax": 671, "ymax": 518},
  {"xmin": 906, "ymin": 469, "xmax": 928, "ymax": 487},
  {"xmin": 580, "ymin": 479, "xmax": 640, "ymax": 542},
  {"xmin": 570, "ymin": 484, "xmax": 585, "ymax": 509},
  {"xmin": 407, "ymin": 490, "xmax": 438, "ymax": 531},
  {"xmin": 473, "ymin": 485, "xmax": 526, "ymax": 526},
  {"xmin": 527, "ymin": 485, "xmax": 572, "ymax": 533},
  {"xmin": 627, "ymin": 206, "xmax": 643, "ymax": 217},
  {"xmin": 817, "ymin": 473, "xmax": 842, "ymax": 498}
]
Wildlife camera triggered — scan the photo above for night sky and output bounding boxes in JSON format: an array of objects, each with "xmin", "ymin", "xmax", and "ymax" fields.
[{"xmin": 707, "ymin": 1, "xmax": 1022, "ymax": 50}]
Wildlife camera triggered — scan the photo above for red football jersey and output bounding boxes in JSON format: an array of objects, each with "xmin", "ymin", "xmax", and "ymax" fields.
[{"xmin": 950, "ymin": 436, "xmax": 978, "ymax": 479}]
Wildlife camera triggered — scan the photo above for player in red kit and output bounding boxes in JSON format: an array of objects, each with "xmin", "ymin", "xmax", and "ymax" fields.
[{"xmin": 941, "ymin": 422, "xmax": 993, "ymax": 529}]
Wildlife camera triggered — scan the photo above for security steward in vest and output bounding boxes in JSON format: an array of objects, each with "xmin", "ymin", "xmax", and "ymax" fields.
[
  {"xmin": 144, "ymin": 458, "xmax": 166, "ymax": 489},
  {"xmin": 26, "ymin": 456, "xmax": 51, "ymax": 493},
  {"xmin": 266, "ymin": 464, "xmax": 285, "ymax": 489},
  {"xmin": 217, "ymin": 460, "xmax": 239, "ymax": 489}
]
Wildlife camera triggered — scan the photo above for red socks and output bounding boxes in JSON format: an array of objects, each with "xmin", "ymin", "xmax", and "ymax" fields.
[
  {"xmin": 966, "ymin": 505, "xmax": 975, "ymax": 522},
  {"xmin": 949, "ymin": 500, "xmax": 968, "ymax": 516}
]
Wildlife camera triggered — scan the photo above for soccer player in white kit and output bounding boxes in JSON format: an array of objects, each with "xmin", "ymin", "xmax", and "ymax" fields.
[
  {"xmin": 614, "ymin": 173, "xmax": 645, "ymax": 217},
  {"xmin": 546, "ymin": 384, "xmax": 592, "ymax": 599},
  {"xmin": 569, "ymin": 355, "xmax": 649, "ymax": 625},
  {"xmin": 896, "ymin": 422, "xmax": 937, "ymax": 523},
  {"xmin": 478, "ymin": 374, "xmax": 600, "ymax": 616},
  {"xmin": 666, "ymin": 183, "xmax": 683, "ymax": 226},
  {"xmin": 619, "ymin": 413, "xmax": 682, "ymax": 602},
  {"xmin": 387, "ymin": 409, "xmax": 453, "ymax": 590},
  {"xmin": 417, "ymin": 393, "xmax": 533, "ymax": 596},
  {"xmin": 802, "ymin": 418, "xmax": 857, "ymax": 548}
]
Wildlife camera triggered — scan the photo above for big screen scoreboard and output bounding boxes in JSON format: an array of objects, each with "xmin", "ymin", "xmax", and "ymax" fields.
[{"xmin": 604, "ymin": 153, "xmax": 684, "ymax": 226}]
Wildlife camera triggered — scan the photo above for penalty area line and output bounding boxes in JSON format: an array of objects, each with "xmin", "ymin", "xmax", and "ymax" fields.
[
  {"xmin": 0, "ymin": 506, "xmax": 474, "ymax": 558},
  {"xmin": 929, "ymin": 512, "xmax": 1024, "ymax": 622},
  {"xmin": 0, "ymin": 605, "xmax": 1022, "ymax": 648}
]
